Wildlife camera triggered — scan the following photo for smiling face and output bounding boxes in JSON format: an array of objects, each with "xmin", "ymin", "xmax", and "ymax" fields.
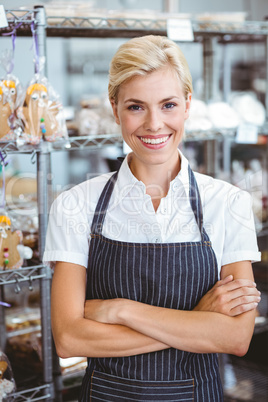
[{"xmin": 111, "ymin": 67, "xmax": 191, "ymax": 173}]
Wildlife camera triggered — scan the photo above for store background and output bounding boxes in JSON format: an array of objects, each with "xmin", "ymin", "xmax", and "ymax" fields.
[
  {"xmin": 1, "ymin": 0, "xmax": 268, "ymax": 187},
  {"xmin": 0, "ymin": 1, "xmax": 267, "ymax": 401}
]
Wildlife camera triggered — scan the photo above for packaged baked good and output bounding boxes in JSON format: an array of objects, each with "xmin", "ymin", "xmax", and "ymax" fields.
[
  {"xmin": 185, "ymin": 98, "xmax": 213, "ymax": 133},
  {"xmin": 0, "ymin": 350, "xmax": 16, "ymax": 401},
  {"xmin": 77, "ymin": 94, "xmax": 119, "ymax": 136},
  {"xmin": 6, "ymin": 331, "xmax": 42, "ymax": 376},
  {"xmin": 6, "ymin": 308, "xmax": 41, "ymax": 334},
  {"xmin": 20, "ymin": 75, "xmax": 68, "ymax": 145},
  {"xmin": 230, "ymin": 92, "xmax": 266, "ymax": 127},
  {"xmin": 0, "ymin": 50, "xmax": 24, "ymax": 142},
  {"xmin": 0, "ymin": 215, "xmax": 23, "ymax": 270},
  {"xmin": 207, "ymin": 101, "xmax": 240, "ymax": 130}
]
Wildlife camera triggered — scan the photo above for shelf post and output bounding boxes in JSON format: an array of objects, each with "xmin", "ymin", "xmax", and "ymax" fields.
[
  {"xmin": 34, "ymin": 5, "xmax": 48, "ymax": 76},
  {"xmin": 0, "ymin": 288, "xmax": 7, "ymax": 351},
  {"xmin": 266, "ymin": 35, "xmax": 268, "ymax": 119},
  {"xmin": 163, "ymin": 0, "xmax": 179, "ymax": 12},
  {"xmin": 222, "ymin": 44, "xmax": 232, "ymax": 103},
  {"xmin": 203, "ymin": 37, "xmax": 219, "ymax": 102},
  {"xmin": 34, "ymin": 6, "xmax": 55, "ymax": 401},
  {"xmin": 204, "ymin": 139, "xmax": 220, "ymax": 177}
]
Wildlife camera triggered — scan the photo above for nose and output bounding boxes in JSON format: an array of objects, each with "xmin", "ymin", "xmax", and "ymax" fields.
[{"xmin": 144, "ymin": 109, "xmax": 164, "ymax": 132}]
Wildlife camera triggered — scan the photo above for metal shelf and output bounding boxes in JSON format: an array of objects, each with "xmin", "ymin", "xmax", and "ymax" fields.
[
  {"xmin": 0, "ymin": 265, "xmax": 47, "ymax": 286},
  {"xmin": 0, "ymin": 133, "xmax": 123, "ymax": 153},
  {"xmin": 1, "ymin": 128, "xmax": 267, "ymax": 153},
  {"xmin": 1, "ymin": 9, "xmax": 34, "ymax": 36},
  {"xmin": 2, "ymin": 10, "xmax": 268, "ymax": 42},
  {"xmin": 42, "ymin": 17, "xmax": 268, "ymax": 42},
  {"xmin": 58, "ymin": 133, "xmax": 123, "ymax": 151},
  {"xmin": 9, "ymin": 384, "xmax": 52, "ymax": 401}
]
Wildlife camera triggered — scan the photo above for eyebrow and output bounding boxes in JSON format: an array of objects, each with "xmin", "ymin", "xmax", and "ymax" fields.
[{"xmin": 124, "ymin": 96, "xmax": 181, "ymax": 104}]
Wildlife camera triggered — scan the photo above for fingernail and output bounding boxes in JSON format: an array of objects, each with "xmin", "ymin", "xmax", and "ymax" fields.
[{"xmin": 253, "ymin": 282, "xmax": 257, "ymax": 286}]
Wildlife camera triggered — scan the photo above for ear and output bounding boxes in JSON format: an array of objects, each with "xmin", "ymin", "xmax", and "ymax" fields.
[
  {"xmin": 184, "ymin": 93, "xmax": 192, "ymax": 120},
  {"xmin": 110, "ymin": 99, "xmax": 120, "ymax": 125}
]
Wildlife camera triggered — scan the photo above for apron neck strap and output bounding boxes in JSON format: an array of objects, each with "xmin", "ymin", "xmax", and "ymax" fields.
[
  {"xmin": 188, "ymin": 165, "xmax": 208, "ymax": 241},
  {"xmin": 91, "ymin": 171, "xmax": 119, "ymax": 235}
]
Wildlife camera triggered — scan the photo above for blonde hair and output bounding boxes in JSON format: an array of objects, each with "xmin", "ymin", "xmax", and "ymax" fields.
[{"xmin": 108, "ymin": 35, "xmax": 193, "ymax": 103}]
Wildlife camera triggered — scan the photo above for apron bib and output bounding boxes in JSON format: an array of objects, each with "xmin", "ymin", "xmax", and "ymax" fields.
[{"xmin": 79, "ymin": 165, "xmax": 223, "ymax": 401}]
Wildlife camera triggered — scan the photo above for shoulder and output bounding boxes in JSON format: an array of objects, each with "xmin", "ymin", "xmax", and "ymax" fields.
[
  {"xmin": 193, "ymin": 171, "xmax": 248, "ymax": 203},
  {"xmin": 51, "ymin": 171, "xmax": 115, "ymax": 215},
  {"xmin": 193, "ymin": 171, "xmax": 254, "ymax": 230}
]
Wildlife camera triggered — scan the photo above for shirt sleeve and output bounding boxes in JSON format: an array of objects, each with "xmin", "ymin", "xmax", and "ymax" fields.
[
  {"xmin": 221, "ymin": 188, "xmax": 261, "ymax": 266},
  {"xmin": 43, "ymin": 187, "xmax": 91, "ymax": 269}
]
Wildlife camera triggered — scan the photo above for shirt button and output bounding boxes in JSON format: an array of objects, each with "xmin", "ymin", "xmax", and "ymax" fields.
[
  {"xmin": 155, "ymin": 238, "xmax": 160, "ymax": 243},
  {"xmin": 162, "ymin": 208, "xmax": 167, "ymax": 213},
  {"xmin": 173, "ymin": 183, "xmax": 179, "ymax": 190}
]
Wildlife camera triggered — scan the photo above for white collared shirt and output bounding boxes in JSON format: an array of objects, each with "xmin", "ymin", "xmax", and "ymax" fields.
[{"xmin": 43, "ymin": 151, "xmax": 261, "ymax": 276}]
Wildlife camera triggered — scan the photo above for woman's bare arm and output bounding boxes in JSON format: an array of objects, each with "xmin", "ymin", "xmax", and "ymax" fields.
[
  {"xmin": 51, "ymin": 261, "xmax": 169, "ymax": 359},
  {"xmin": 85, "ymin": 261, "xmax": 259, "ymax": 356}
]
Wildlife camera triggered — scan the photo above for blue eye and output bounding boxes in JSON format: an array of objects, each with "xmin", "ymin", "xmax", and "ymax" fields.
[
  {"xmin": 164, "ymin": 102, "xmax": 176, "ymax": 109},
  {"xmin": 128, "ymin": 105, "xmax": 142, "ymax": 111}
]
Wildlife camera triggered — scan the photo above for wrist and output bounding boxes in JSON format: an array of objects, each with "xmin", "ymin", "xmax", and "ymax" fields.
[{"xmin": 115, "ymin": 299, "xmax": 130, "ymax": 326}]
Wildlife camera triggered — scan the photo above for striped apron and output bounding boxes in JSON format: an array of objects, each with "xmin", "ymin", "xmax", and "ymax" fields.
[{"xmin": 79, "ymin": 165, "xmax": 224, "ymax": 401}]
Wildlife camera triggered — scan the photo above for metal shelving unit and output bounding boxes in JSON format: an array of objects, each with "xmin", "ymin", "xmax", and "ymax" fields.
[
  {"xmin": 1, "ymin": 5, "xmax": 268, "ymax": 401},
  {"xmin": 0, "ymin": 7, "xmax": 54, "ymax": 402},
  {"xmin": 3, "ymin": 9, "xmax": 268, "ymax": 41}
]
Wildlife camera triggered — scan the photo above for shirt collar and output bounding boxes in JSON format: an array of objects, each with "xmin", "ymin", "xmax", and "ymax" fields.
[{"xmin": 115, "ymin": 150, "xmax": 191, "ymax": 200}]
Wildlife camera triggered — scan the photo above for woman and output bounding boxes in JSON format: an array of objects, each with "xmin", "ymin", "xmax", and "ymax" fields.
[{"xmin": 44, "ymin": 35, "xmax": 261, "ymax": 401}]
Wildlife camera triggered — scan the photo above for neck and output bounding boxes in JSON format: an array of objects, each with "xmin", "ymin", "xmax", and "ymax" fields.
[{"xmin": 129, "ymin": 153, "xmax": 181, "ymax": 209}]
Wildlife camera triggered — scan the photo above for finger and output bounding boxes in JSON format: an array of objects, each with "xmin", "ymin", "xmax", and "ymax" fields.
[
  {"xmin": 225, "ymin": 287, "xmax": 261, "ymax": 302},
  {"xmin": 215, "ymin": 275, "xmax": 233, "ymax": 287},
  {"xmin": 229, "ymin": 302, "xmax": 259, "ymax": 317},
  {"xmin": 229, "ymin": 294, "xmax": 261, "ymax": 311},
  {"xmin": 220, "ymin": 279, "xmax": 257, "ymax": 292}
]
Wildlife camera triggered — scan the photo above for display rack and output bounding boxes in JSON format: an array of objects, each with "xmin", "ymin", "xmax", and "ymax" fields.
[
  {"xmin": 1, "ymin": 5, "xmax": 268, "ymax": 401},
  {"xmin": 0, "ymin": 7, "xmax": 54, "ymax": 401},
  {"xmin": 3, "ymin": 9, "xmax": 268, "ymax": 41}
]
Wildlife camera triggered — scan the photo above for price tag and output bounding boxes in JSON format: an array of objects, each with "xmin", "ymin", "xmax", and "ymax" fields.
[
  {"xmin": 0, "ymin": 5, "xmax": 8, "ymax": 28},
  {"xmin": 167, "ymin": 19, "xmax": 194, "ymax": 42},
  {"xmin": 236, "ymin": 123, "xmax": 258, "ymax": 144}
]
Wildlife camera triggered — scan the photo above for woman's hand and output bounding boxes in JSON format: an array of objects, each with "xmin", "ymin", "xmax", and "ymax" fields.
[{"xmin": 193, "ymin": 275, "xmax": 261, "ymax": 316}]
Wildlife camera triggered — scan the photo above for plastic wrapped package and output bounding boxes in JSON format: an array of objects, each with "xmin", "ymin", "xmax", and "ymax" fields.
[
  {"xmin": 44, "ymin": 1, "xmax": 96, "ymax": 19},
  {"xmin": 78, "ymin": 108, "xmax": 100, "ymax": 136},
  {"xmin": 229, "ymin": 92, "xmax": 266, "ymax": 127},
  {"xmin": 0, "ymin": 350, "xmax": 16, "ymax": 402},
  {"xmin": 6, "ymin": 332, "xmax": 42, "ymax": 376},
  {"xmin": 0, "ymin": 215, "xmax": 23, "ymax": 270},
  {"xmin": 59, "ymin": 357, "xmax": 87, "ymax": 376},
  {"xmin": 6, "ymin": 308, "xmax": 41, "ymax": 333},
  {"xmin": 77, "ymin": 95, "xmax": 119, "ymax": 136},
  {"xmin": 185, "ymin": 99, "xmax": 213, "ymax": 133},
  {"xmin": 8, "ymin": 207, "xmax": 38, "ymax": 254},
  {"xmin": 0, "ymin": 75, "xmax": 23, "ymax": 142},
  {"xmin": 20, "ymin": 75, "xmax": 68, "ymax": 145},
  {"xmin": 0, "ymin": 46, "xmax": 24, "ymax": 142},
  {"xmin": 207, "ymin": 102, "xmax": 240, "ymax": 130}
]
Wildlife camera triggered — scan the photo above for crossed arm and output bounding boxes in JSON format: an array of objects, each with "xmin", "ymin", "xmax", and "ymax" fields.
[{"xmin": 51, "ymin": 260, "xmax": 260, "ymax": 359}]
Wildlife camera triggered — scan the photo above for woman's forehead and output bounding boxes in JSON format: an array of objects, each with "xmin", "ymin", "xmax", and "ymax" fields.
[{"xmin": 118, "ymin": 68, "xmax": 184, "ymax": 100}]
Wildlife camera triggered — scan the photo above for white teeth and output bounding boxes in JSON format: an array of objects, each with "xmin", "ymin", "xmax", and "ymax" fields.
[{"xmin": 140, "ymin": 136, "xmax": 169, "ymax": 145}]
